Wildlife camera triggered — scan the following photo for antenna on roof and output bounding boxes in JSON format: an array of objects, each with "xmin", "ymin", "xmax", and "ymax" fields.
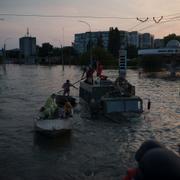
[{"xmin": 27, "ymin": 27, "xmax": 29, "ymax": 36}]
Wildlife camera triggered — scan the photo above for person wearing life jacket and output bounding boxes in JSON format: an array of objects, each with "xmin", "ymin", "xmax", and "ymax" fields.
[
  {"xmin": 85, "ymin": 66, "xmax": 95, "ymax": 84},
  {"xmin": 40, "ymin": 93, "xmax": 58, "ymax": 119},
  {"xmin": 64, "ymin": 100, "xmax": 73, "ymax": 118},
  {"xmin": 96, "ymin": 61, "xmax": 103, "ymax": 77},
  {"xmin": 123, "ymin": 140, "xmax": 180, "ymax": 180}
]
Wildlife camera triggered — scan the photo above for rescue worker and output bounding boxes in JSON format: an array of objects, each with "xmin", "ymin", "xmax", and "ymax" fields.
[
  {"xmin": 83, "ymin": 66, "xmax": 94, "ymax": 84},
  {"xmin": 96, "ymin": 61, "xmax": 103, "ymax": 77},
  {"xmin": 64, "ymin": 100, "xmax": 73, "ymax": 118},
  {"xmin": 40, "ymin": 93, "xmax": 58, "ymax": 119},
  {"xmin": 62, "ymin": 80, "xmax": 77, "ymax": 96}
]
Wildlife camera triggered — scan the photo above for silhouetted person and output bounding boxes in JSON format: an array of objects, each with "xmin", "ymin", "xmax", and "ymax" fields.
[{"xmin": 62, "ymin": 80, "xmax": 77, "ymax": 96}]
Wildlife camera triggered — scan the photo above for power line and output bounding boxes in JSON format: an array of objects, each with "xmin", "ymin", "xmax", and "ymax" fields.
[
  {"xmin": 1, "ymin": 13, "xmax": 180, "ymax": 20},
  {"xmin": 163, "ymin": 12, "xmax": 180, "ymax": 17},
  {"xmin": 0, "ymin": 13, "xmax": 136, "ymax": 19},
  {"xmin": 137, "ymin": 17, "xmax": 180, "ymax": 32},
  {"xmin": 128, "ymin": 22, "xmax": 145, "ymax": 31},
  {"xmin": 1, "ymin": 12, "xmax": 180, "ymax": 32}
]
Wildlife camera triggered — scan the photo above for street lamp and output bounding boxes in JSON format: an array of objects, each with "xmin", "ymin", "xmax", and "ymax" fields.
[
  {"xmin": 79, "ymin": 20, "xmax": 92, "ymax": 65},
  {"xmin": 3, "ymin": 37, "xmax": 12, "ymax": 63}
]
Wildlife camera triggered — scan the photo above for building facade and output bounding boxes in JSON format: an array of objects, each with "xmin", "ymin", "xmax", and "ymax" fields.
[
  {"xmin": 139, "ymin": 33, "xmax": 154, "ymax": 49},
  {"xmin": 119, "ymin": 30, "xmax": 128, "ymax": 49},
  {"xmin": 74, "ymin": 30, "xmax": 154, "ymax": 54},
  {"xmin": 74, "ymin": 31, "xmax": 109, "ymax": 54},
  {"xmin": 128, "ymin": 31, "xmax": 139, "ymax": 48}
]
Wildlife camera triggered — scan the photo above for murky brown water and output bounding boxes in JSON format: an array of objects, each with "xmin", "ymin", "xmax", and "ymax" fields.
[{"xmin": 0, "ymin": 65, "xmax": 179, "ymax": 179}]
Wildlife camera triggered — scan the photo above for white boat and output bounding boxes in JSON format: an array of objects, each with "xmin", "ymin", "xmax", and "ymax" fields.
[
  {"xmin": 34, "ymin": 94, "xmax": 76, "ymax": 136},
  {"xmin": 34, "ymin": 117, "xmax": 73, "ymax": 136}
]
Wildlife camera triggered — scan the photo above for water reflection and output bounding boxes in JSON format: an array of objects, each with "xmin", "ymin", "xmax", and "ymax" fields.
[{"xmin": 33, "ymin": 132, "xmax": 72, "ymax": 151}]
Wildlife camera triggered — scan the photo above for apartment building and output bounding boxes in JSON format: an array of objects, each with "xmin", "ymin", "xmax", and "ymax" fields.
[{"xmin": 74, "ymin": 31, "xmax": 109, "ymax": 54}]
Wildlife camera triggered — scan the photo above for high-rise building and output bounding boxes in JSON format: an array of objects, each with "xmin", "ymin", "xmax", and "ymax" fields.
[
  {"xmin": 119, "ymin": 30, "xmax": 128, "ymax": 49},
  {"xmin": 128, "ymin": 31, "xmax": 139, "ymax": 48},
  {"xmin": 19, "ymin": 28, "xmax": 36, "ymax": 64},
  {"xmin": 139, "ymin": 33, "xmax": 154, "ymax": 49},
  {"xmin": 74, "ymin": 30, "xmax": 155, "ymax": 54}
]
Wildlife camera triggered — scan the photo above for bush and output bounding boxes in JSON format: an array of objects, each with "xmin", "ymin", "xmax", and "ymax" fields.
[
  {"xmin": 0, "ymin": 56, "xmax": 2, "ymax": 64},
  {"xmin": 139, "ymin": 56, "xmax": 164, "ymax": 72},
  {"xmin": 77, "ymin": 47, "xmax": 118, "ymax": 68}
]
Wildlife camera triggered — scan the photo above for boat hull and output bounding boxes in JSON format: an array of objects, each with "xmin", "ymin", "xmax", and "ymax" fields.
[
  {"xmin": 79, "ymin": 81, "xmax": 143, "ymax": 115},
  {"xmin": 34, "ymin": 118, "xmax": 72, "ymax": 136}
]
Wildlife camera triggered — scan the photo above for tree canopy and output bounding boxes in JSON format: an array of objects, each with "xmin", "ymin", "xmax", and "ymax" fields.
[
  {"xmin": 163, "ymin": 34, "xmax": 180, "ymax": 46},
  {"xmin": 78, "ymin": 47, "xmax": 117, "ymax": 67},
  {"xmin": 108, "ymin": 27, "xmax": 120, "ymax": 58}
]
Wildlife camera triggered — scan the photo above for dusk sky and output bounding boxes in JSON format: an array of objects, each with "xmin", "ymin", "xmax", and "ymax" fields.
[{"xmin": 1, "ymin": 0, "xmax": 180, "ymax": 49}]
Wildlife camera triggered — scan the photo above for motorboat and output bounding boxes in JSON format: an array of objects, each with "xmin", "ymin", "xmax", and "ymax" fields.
[
  {"xmin": 34, "ymin": 94, "xmax": 76, "ymax": 136},
  {"xmin": 34, "ymin": 117, "xmax": 73, "ymax": 136}
]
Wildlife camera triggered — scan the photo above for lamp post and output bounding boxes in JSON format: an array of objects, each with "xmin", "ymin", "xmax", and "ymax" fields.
[
  {"xmin": 4, "ymin": 37, "xmax": 12, "ymax": 61},
  {"xmin": 3, "ymin": 37, "xmax": 12, "ymax": 67},
  {"xmin": 79, "ymin": 20, "xmax": 92, "ymax": 65}
]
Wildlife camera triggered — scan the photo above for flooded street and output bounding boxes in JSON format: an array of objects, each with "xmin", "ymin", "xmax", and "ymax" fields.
[{"xmin": 0, "ymin": 65, "xmax": 179, "ymax": 179}]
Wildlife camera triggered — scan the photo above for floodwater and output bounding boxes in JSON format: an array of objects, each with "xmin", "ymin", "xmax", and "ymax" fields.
[{"xmin": 0, "ymin": 65, "xmax": 179, "ymax": 180}]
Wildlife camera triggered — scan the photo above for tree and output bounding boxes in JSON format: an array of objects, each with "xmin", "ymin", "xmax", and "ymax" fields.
[
  {"xmin": 163, "ymin": 34, "xmax": 180, "ymax": 46},
  {"xmin": 78, "ymin": 47, "xmax": 117, "ymax": 67},
  {"xmin": 127, "ymin": 45, "xmax": 138, "ymax": 59},
  {"xmin": 39, "ymin": 43, "xmax": 53, "ymax": 57},
  {"xmin": 108, "ymin": 27, "xmax": 120, "ymax": 58},
  {"xmin": 139, "ymin": 56, "xmax": 164, "ymax": 72}
]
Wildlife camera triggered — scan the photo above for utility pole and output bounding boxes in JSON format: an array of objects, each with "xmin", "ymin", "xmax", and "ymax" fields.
[
  {"xmin": 61, "ymin": 44, "xmax": 64, "ymax": 71},
  {"xmin": 2, "ymin": 44, "xmax": 6, "ymax": 72},
  {"xmin": 62, "ymin": 28, "xmax": 64, "ymax": 71},
  {"xmin": 2, "ymin": 38, "xmax": 11, "ymax": 72},
  {"xmin": 79, "ymin": 20, "xmax": 92, "ymax": 65}
]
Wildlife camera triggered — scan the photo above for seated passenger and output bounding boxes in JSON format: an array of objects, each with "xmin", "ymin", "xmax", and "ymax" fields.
[
  {"xmin": 64, "ymin": 100, "xmax": 73, "ymax": 118},
  {"xmin": 40, "ymin": 94, "xmax": 58, "ymax": 119}
]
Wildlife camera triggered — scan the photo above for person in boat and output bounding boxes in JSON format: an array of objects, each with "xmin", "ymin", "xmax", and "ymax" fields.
[
  {"xmin": 114, "ymin": 77, "xmax": 134, "ymax": 97},
  {"xmin": 40, "ymin": 93, "xmax": 58, "ymax": 119},
  {"xmin": 64, "ymin": 100, "xmax": 73, "ymax": 118},
  {"xmin": 62, "ymin": 80, "xmax": 78, "ymax": 96},
  {"xmin": 96, "ymin": 61, "xmax": 103, "ymax": 77},
  {"xmin": 123, "ymin": 140, "xmax": 180, "ymax": 180},
  {"xmin": 81, "ymin": 65, "xmax": 95, "ymax": 84}
]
